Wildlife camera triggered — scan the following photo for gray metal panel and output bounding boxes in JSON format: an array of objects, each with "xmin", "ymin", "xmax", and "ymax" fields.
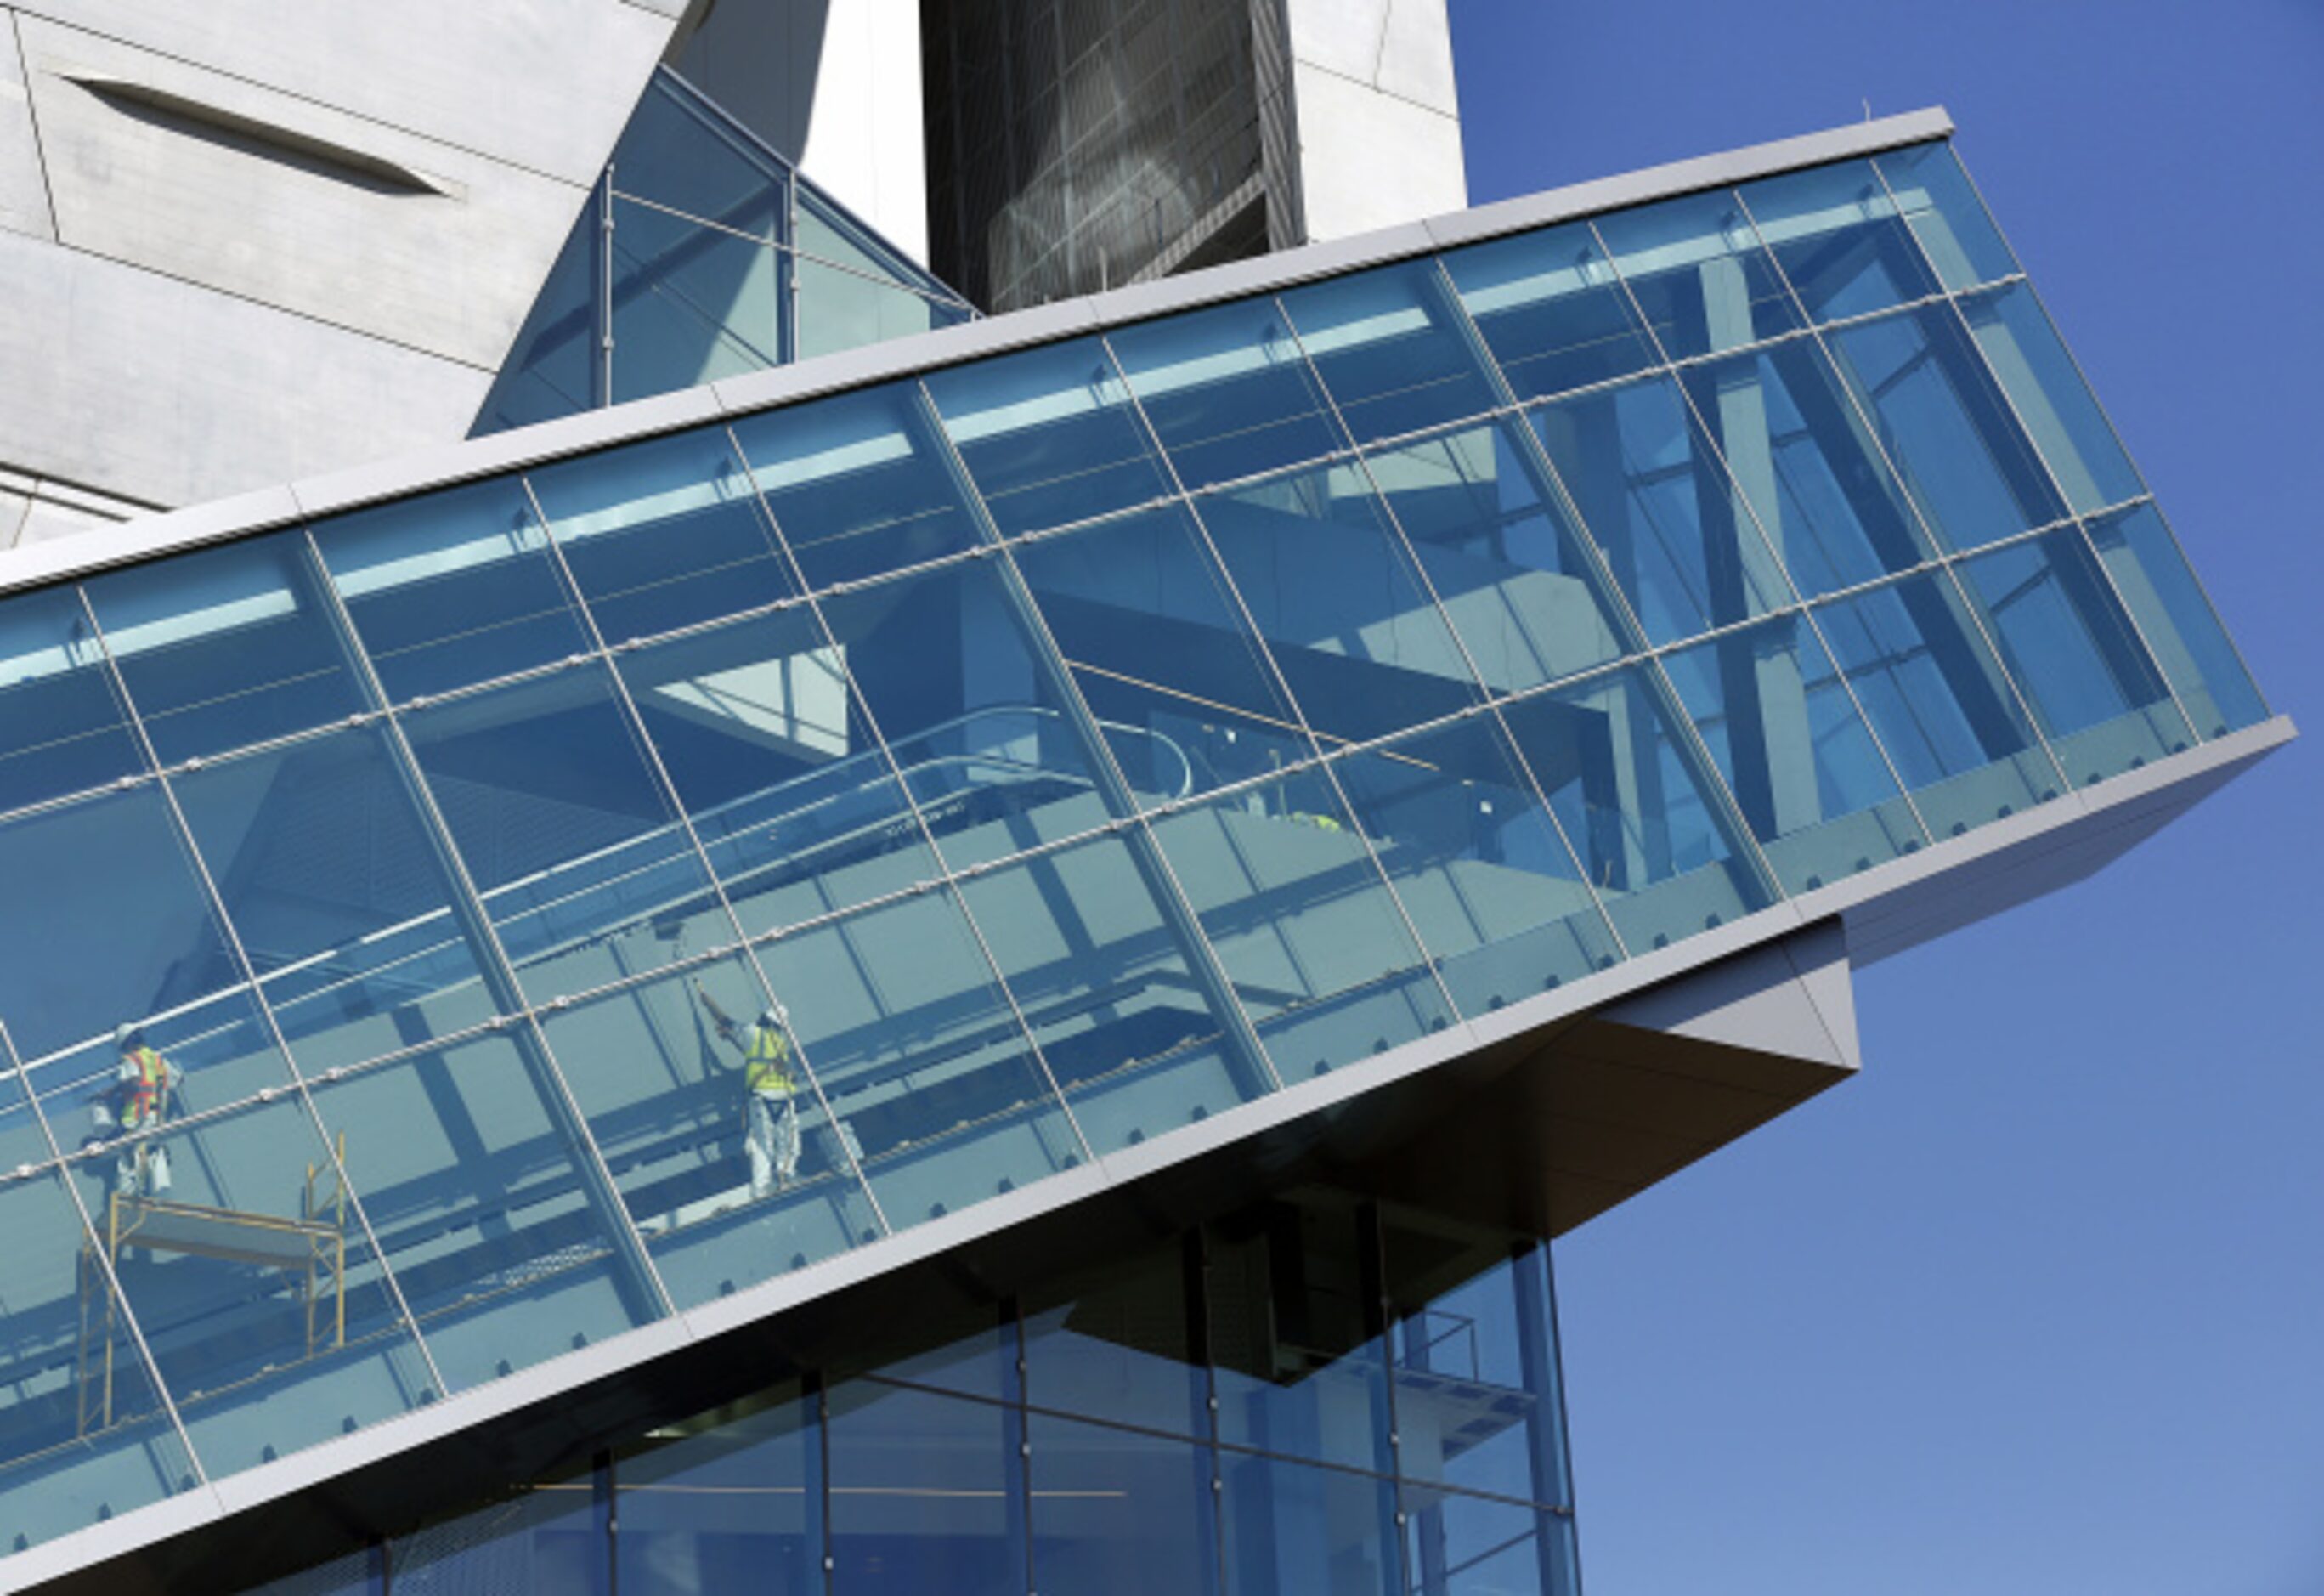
[
  {"xmin": 0, "ymin": 11, "xmax": 55, "ymax": 241},
  {"xmin": 1603, "ymin": 921, "xmax": 1856, "ymax": 1072}
]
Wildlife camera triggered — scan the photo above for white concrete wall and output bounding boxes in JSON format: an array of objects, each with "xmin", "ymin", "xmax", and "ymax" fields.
[{"xmin": 1283, "ymin": 0, "xmax": 1467, "ymax": 242}]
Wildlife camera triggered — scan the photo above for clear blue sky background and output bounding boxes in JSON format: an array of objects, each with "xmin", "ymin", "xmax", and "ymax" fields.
[{"xmin": 1446, "ymin": 3, "xmax": 2324, "ymax": 1591}]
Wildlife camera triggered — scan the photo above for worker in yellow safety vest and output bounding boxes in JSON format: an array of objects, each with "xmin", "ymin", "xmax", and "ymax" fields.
[
  {"xmin": 698, "ymin": 987, "xmax": 802, "ymax": 1198},
  {"xmin": 93, "ymin": 1026, "xmax": 181, "ymax": 1197}
]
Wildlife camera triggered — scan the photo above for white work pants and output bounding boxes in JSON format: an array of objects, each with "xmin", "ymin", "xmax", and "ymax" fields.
[
  {"xmin": 116, "ymin": 1138, "xmax": 170, "ymax": 1198},
  {"xmin": 745, "ymin": 1093, "xmax": 800, "ymax": 1198}
]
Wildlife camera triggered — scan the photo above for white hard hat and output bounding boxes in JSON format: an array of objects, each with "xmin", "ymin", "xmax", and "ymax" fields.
[
  {"xmin": 760, "ymin": 1007, "xmax": 783, "ymax": 1030},
  {"xmin": 113, "ymin": 1023, "xmax": 133, "ymax": 1049}
]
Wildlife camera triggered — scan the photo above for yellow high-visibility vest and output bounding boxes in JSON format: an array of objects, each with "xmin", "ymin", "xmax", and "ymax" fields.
[
  {"xmin": 122, "ymin": 1047, "xmax": 170, "ymax": 1129},
  {"xmin": 744, "ymin": 1027, "xmax": 797, "ymax": 1097}
]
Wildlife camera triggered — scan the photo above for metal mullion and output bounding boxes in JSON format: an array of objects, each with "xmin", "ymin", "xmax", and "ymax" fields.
[
  {"xmin": 70, "ymin": 588, "xmax": 456, "ymax": 1401},
  {"xmin": 1724, "ymin": 189, "xmax": 2078, "ymax": 801},
  {"xmin": 593, "ymin": 167, "xmax": 615, "ymax": 410},
  {"xmin": 295, "ymin": 533, "xmax": 677, "ymax": 1325},
  {"xmin": 1280, "ymin": 286, "xmax": 1637, "ymax": 968},
  {"xmin": 516, "ymin": 479, "xmax": 894, "ymax": 1239},
  {"xmin": 719, "ymin": 425, "xmax": 1102, "ymax": 1168}
]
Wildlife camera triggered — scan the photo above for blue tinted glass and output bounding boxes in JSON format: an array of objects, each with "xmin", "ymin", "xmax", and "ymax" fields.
[
  {"xmin": 1956, "ymin": 283, "xmax": 2143, "ymax": 515},
  {"xmin": 1956, "ymin": 531, "xmax": 2194, "ymax": 784},
  {"xmin": 610, "ymin": 198, "xmax": 784, "ymax": 400},
  {"xmin": 172, "ymin": 725, "xmax": 499, "ymax": 1073},
  {"xmin": 1329, "ymin": 716, "xmax": 1621, "ymax": 1010},
  {"xmin": 0, "ymin": 1169, "xmax": 198, "ymax": 1558},
  {"xmin": 529, "ymin": 427, "xmax": 796, "ymax": 644},
  {"xmin": 925, "ymin": 337, "xmax": 1173, "ymax": 536},
  {"xmin": 0, "ymin": 1050, "xmax": 52, "ymax": 1175},
  {"xmin": 1594, "ymin": 190, "xmax": 1801, "ymax": 359},
  {"xmin": 314, "ymin": 478, "xmax": 591, "ymax": 703},
  {"xmin": 828, "ymin": 1380, "xmax": 1023, "ymax": 1596},
  {"xmin": 1022, "ymin": 1242, "xmax": 1204, "ymax": 1436},
  {"xmin": 399, "ymin": 664, "xmax": 726, "ymax": 1006},
  {"xmin": 1661, "ymin": 614, "xmax": 1927, "ymax": 893},
  {"xmin": 1811, "ymin": 573, "xmax": 2061, "ymax": 836},
  {"xmin": 1438, "ymin": 221, "xmax": 1658, "ymax": 403},
  {"xmin": 1362, "ymin": 420, "xmax": 1631, "ymax": 695},
  {"xmin": 85, "ymin": 532, "xmax": 366, "ymax": 763},
  {"xmin": 471, "ymin": 202, "xmax": 595, "ymax": 436},
  {"xmin": 1201, "ymin": 462, "xmax": 1484, "ymax": 744},
  {"xmin": 388, "ymin": 1462, "xmax": 604, "ymax": 1592},
  {"xmin": 1009, "ymin": 503, "xmax": 1311, "ymax": 808},
  {"xmin": 1530, "ymin": 374, "xmax": 1790, "ymax": 645},
  {"xmin": 307, "ymin": 1033, "xmax": 661, "ymax": 1394},
  {"xmin": 1677, "ymin": 340, "xmax": 1937, "ymax": 599},
  {"xmin": 1501, "ymin": 667, "xmax": 1775, "ymax": 951},
  {"xmin": 797, "ymin": 182, "xmax": 957, "ymax": 302},
  {"xmin": 1874, "ymin": 141, "xmax": 2017, "ymax": 291},
  {"xmin": 540, "ymin": 953, "xmax": 878, "ymax": 1309},
  {"xmin": 615, "ymin": 607, "xmax": 940, "ymax": 939},
  {"xmin": 60, "ymin": 1093, "xmax": 435, "ymax": 1476},
  {"xmin": 610, "ymin": 73, "xmax": 787, "ymax": 242},
  {"xmin": 1218, "ymin": 1448, "xmax": 1398, "ymax": 1596},
  {"xmin": 1738, "ymin": 160, "xmax": 1939, "ymax": 321},
  {"xmin": 0, "ymin": 585, "xmax": 140, "ymax": 813},
  {"xmin": 1030, "ymin": 1411, "xmax": 1222, "ymax": 1596},
  {"xmin": 1399, "ymin": 1488, "xmax": 1576, "ymax": 1596},
  {"xmin": 955, "ymin": 835, "xmax": 1271, "ymax": 1155},
  {"xmin": 1108, "ymin": 300, "xmax": 1347, "ymax": 491},
  {"xmin": 1280, "ymin": 260, "xmax": 1500, "ymax": 444},
  {"xmin": 733, "ymin": 382, "xmax": 982, "ymax": 589},
  {"xmin": 817, "ymin": 557, "xmax": 1117, "ymax": 867},
  {"xmin": 795, "ymin": 256, "xmax": 958, "ymax": 362},
  {"xmin": 1823, "ymin": 304, "xmax": 2064, "ymax": 552},
  {"xmin": 749, "ymin": 888, "xmax": 1084, "ymax": 1231},
  {"xmin": 616, "ymin": 1384, "xmax": 822, "ymax": 1595},
  {"xmin": 2085, "ymin": 503, "xmax": 2266, "ymax": 739}
]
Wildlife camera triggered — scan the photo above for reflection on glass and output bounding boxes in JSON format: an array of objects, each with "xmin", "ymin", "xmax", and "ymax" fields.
[
  {"xmin": 795, "ymin": 256, "xmax": 961, "ymax": 362},
  {"xmin": 612, "ymin": 72, "xmax": 787, "ymax": 245},
  {"xmin": 1737, "ymin": 159, "xmax": 1938, "ymax": 322},
  {"xmin": 1438, "ymin": 221, "xmax": 1657, "ymax": 405},
  {"xmin": 1031, "ymin": 1411, "xmax": 1223, "ymax": 1596},
  {"xmin": 2084, "ymin": 504, "xmax": 2266, "ymax": 739},
  {"xmin": 1593, "ymin": 190, "xmax": 1800, "ymax": 361},
  {"xmin": 1955, "ymin": 283, "xmax": 2143, "ymax": 516},
  {"xmin": 1281, "ymin": 260, "xmax": 1500, "ymax": 445},
  {"xmin": 1530, "ymin": 375, "xmax": 1790, "ymax": 645},
  {"xmin": 1363, "ymin": 420, "xmax": 1630, "ymax": 696},
  {"xmin": 1955, "ymin": 532, "xmax": 2192, "ymax": 784},
  {"xmin": 609, "ymin": 197, "xmax": 783, "ymax": 401},
  {"xmin": 1219, "ymin": 1447, "xmax": 1398, "ymax": 1596},
  {"xmin": 1108, "ymin": 299, "xmax": 1347, "ymax": 491},
  {"xmin": 388, "ymin": 1459, "xmax": 606, "ymax": 1593},
  {"xmin": 616, "ymin": 1381, "xmax": 822, "ymax": 1595},
  {"xmin": 85, "ymin": 532, "xmax": 366, "ymax": 765},
  {"xmin": 828, "ymin": 1379, "xmax": 1024, "ymax": 1596},
  {"xmin": 1022, "ymin": 1241, "xmax": 1203, "ymax": 1437},
  {"xmin": 0, "ymin": 586, "xmax": 140, "ymax": 816},
  {"xmin": 1874, "ymin": 141, "xmax": 2018, "ymax": 291},
  {"xmin": 1399, "ymin": 1487, "xmax": 1576, "ymax": 1596},
  {"xmin": 1662, "ymin": 615, "xmax": 1927, "ymax": 893},
  {"xmin": 472, "ymin": 201, "xmax": 596, "ymax": 436},
  {"xmin": 0, "ymin": 1050, "xmax": 54, "ymax": 1176},
  {"xmin": 1500, "ymin": 668, "xmax": 1773, "ymax": 952}
]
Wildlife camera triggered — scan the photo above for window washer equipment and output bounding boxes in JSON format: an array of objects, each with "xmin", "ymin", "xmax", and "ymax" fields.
[{"xmin": 696, "ymin": 987, "xmax": 802, "ymax": 1198}]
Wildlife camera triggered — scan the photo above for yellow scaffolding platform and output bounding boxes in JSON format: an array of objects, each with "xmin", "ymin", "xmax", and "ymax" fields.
[{"xmin": 76, "ymin": 1134, "xmax": 350, "ymax": 1438}]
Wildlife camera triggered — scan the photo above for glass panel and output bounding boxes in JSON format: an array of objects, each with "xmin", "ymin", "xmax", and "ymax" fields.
[
  {"xmin": 1676, "ymin": 340, "xmax": 1937, "ymax": 600},
  {"xmin": 1330, "ymin": 716, "xmax": 1620, "ymax": 1013},
  {"xmin": 388, "ymin": 1458, "xmax": 604, "ymax": 1593},
  {"xmin": 1365, "ymin": 419, "xmax": 1630, "ymax": 695},
  {"xmin": 817, "ymin": 558, "xmax": 1117, "ymax": 869},
  {"xmin": 610, "ymin": 201, "xmax": 784, "ymax": 401},
  {"xmin": 924, "ymin": 337, "xmax": 1173, "ymax": 536},
  {"xmin": 313, "ymin": 478, "xmax": 591, "ymax": 704},
  {"xmin": 1108, "ymin": 299, "xmax": 1348, "ymax": 491},
  {"xmin": 172, "ymin": 726, "xmax": 500, "ymax": 1075},
  {"xmin": 1207, "ymin": 1196, "xmax": 1393, "ymax": 1474},
  {"xmin": 611, "ymin": 74, "xmax": 787, "ymax": 243},
  {"xmin": 1874, "ymin": 141, "xmax": 2017, "ymax": 291},
  {"xmin": 733, "ymin": 382, "xmax": 982, "ymax": 589},
  {"xmin": 1737, "ymin": 159, "xmax": 1939, "ymax": 321},
  {"xmin": 470, "ymin": 201, "xmax": 595, "ymax": 437},
  {"xmin": 1530, "ymin": 374, "xmax": 1791, "ymax": 645},
  {"xmin": 1010, "ymin": 503, "xmax": 1311, "ymax": 808},
  {"xmin": 615, "ymin": 608, "xmax": 940, "ymax": 939},
  {"xmin": 954, "ymin": 835, "xmax": 1270, "ymax": 1155},
  {"xmin": 400, "ymin": 664, "xmax": 726, "ymax": 1007},
  {"xmin": 1200, "ymin": 462, "xmax": 1484, "ymax": 744},
  {"xmin": 1593, "ymin": 190, "xmax": 1801, "ymax": 360},
  {"xmin": 1218, "ymin": 1448, "xmax": 1398, "ymax": 1596},
  {"xmin": 306, "ymin": 1033, "xmax": 659, "ymax": 1393},
  {"xmin": 539, "ymin": 954, "xmax": 878, "ymax": 1310},
  {"xmin": 828, "ymin": 1379, "xmax": 1024, "ymax": 1596},
  {"xmin": 1501, "ymin": 667, "xmax": 1774, "ymax": 952},
  {"xmin": 1030, "ymin": 1411, "xmax": 1221, "ymax": 1596},
  {"xmin": 0, "ymin": 1169, "xmax": 198, "ymax": 1559},
  {"xmin": 0, "ymin": 585, "xmax": 140, "ymax": 815},
  {"xmin": 1399, "ymin": 1488, "xmax": 1576, "ymax": 1596},
  {"xmin": 1661, "ymin": 615, "xmax": 1927, "ymax": 894},
  {"xmin": 797, "ymin": 184, "xmax": 953, "ymax": 301},
  {"xmin": 0, "ymin": 1046, "xmax": 54, "ymax": 1176},
  {"xmin": 1148, "ymin": 765, "xmax": 1454, "ymax": 1072},
  {"xmin": 1437, "ymin": 221, "xmax": 1658, "ymax": 404},
  {"xmin": 60, "ymin": 1095, "xmax": 435, "ymax": 1477},
  {"xmin": 1822, "ymin": 304, "xmax": 2064, "ymax": 552},
  {"xmin": 1022, "ymin": 1240, "xmax": 1203, "ymax": 1437},
  {"xmin": 2084, "ymin": 503, "xmax": 2267, "ymax": 739},
  {"xmin": 84, "ymin": 532, "xmax": 366, "ymax": 764},
  {"xmin": 749, "ymin": 888, "xmax": 1084, "ymax": 1231},
  {"xmin": 244, "ymin": 1547, "xmax": 379, "ymax": 1596},
  {"xmin": 529, "ymin": 427, "xmax": 798, "ymax": 645},
  {"xmin": 1811, "ymin": 573, "xmax": 2060, "ymax": 837},
  {"xmin": 794, "ymin": 256, "xmax": 956, "ymax": 362},
  {"xmin": 1280, "ymin": 260, "xmax": 1500, "ymax": 444},
  {"xmin": 1956, "ymin": 532, "xmax": 2194, "ymax": 785},
  {"xmin": 1956, "ymin": 282, "xmax": 2144, "ymax": 516},
  {"xmin": 615, "ymin": 1383, "xmax": 823, "ymax": 1595}
]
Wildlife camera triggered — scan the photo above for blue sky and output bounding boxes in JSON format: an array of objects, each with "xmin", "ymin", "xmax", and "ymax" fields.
[{"xmin": 1447, "ymin": 2, "xmax": 2324, "ymax": 1590}]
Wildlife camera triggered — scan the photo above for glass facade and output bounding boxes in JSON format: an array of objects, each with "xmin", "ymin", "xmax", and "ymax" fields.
[
  {"xmin": 0, "ymin": 138, "xmax": 2270, "ymax": 1563},
  {"xmin": 244, "ymin": 1190, "xmax": 1580, "ymax": 1596},
  {"xmin": 477, "ymin": 71, "xmax": 977, "ymax": 435}
]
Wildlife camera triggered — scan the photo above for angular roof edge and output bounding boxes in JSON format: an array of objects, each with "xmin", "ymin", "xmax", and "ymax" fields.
[{"xmin": 0, "ymin": 106, "xmax": 1954, "ymax": 601}]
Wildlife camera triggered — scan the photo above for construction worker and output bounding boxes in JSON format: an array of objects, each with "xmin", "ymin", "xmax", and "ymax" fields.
[
  {"xmin": 96, "ymin": 1026, "xmax": 181, "ymax": 1198},
  {"xmin": 697, "ymin": 987, "xmax": 802, "ymax": 1199}
]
